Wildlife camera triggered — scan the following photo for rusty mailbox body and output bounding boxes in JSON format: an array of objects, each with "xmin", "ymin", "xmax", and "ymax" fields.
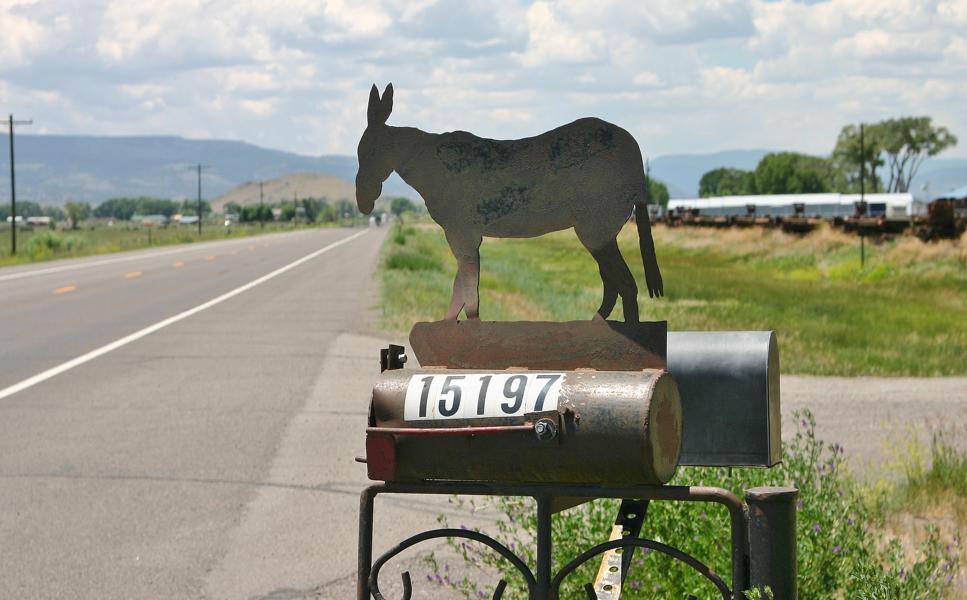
[{"xmin": 366, "ymin": 368, "xmax": 683, "ymax": 486}]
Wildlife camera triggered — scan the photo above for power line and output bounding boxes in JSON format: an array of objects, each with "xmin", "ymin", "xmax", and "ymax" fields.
[
  {"xmin": 4, "ymin": 115, "xmax": 32, "ymax": 256},
  {"xmin": 188, "ymin": 164, "xmax": 211, "ymax": 236}
]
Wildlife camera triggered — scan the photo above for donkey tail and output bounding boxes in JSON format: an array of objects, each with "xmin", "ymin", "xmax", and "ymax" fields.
[{"xmin": 634, "ymin": 202, "xmax": 664, "ymax": 298}]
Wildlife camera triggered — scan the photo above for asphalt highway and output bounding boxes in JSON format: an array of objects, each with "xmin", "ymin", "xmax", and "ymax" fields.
[{"xmin": 0, "ymin": 226, "xmax": 466, "ymax": 599}]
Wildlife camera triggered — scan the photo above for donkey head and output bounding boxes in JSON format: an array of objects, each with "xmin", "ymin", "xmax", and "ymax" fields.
[{"xmin": 355, "ymin": 83, "xmax": 394, "ymax": 215}]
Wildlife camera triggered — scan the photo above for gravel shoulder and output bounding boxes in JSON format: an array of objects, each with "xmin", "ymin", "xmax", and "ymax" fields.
[{"xmin": 781, "ymin": 375, "xmax": 967, "ymax": 478}]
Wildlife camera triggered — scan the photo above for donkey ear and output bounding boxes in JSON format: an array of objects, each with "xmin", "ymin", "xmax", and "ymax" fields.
[
  {"xmin": 367, "ymin": 84, "xmax": 381, "ymax": 125},
  {"xmin": 373, "ymin": 83, "xmax": 393, "ymax": 125}
]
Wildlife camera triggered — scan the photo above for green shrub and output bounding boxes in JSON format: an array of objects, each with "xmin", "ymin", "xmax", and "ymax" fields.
[
  {"xmin": 27, "ymin": 231, "xmax": 63, "ymax": 252},
  {"xmin": 432, "ymin": 411, "xmax": 959, "ymax": 599}
]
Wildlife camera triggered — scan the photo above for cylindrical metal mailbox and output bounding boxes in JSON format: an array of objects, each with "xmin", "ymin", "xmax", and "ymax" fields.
[{"xmin": 366, "ymin": 368, "xmax": 682, "ymax": 485}]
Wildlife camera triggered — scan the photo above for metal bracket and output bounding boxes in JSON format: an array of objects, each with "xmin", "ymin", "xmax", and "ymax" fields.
[{"xmin": 380, "ymin": 344, "xmax": 407, "ymax": 373}]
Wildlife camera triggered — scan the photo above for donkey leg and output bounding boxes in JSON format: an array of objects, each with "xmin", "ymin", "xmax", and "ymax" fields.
[
  {"xmin": 577, "ymin": 226, "xmax": 624, "ymax": 321},
  {"xmin": 444, "ymin": 232, "xmax": 482, "ymax": 320},
  {"xmin": 590, "ymin": 252, "xmax": 619, "ymax": 320},
  {"xmin": 592, "ymin": 239, "xmax": 640, "ymax": 323}
]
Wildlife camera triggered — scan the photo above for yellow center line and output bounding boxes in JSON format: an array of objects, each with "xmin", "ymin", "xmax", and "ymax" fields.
[
  {"xmin": 125, "ymin": 271, "xmax": 142, "ymax": 279},
  {"xmin": 248, "ymin": 245, "xmax": 256, "ymax": 251},
  {"xmin": 205, "ymin": 255, "xmax": 216, "ymax": 261},
  {"xmin": 173, "ymin": 261, "xmax": 185, "ymax": 268},
  {"xmin": 52, "ymin": 285, "xmax": 77, "ymax": 295}
]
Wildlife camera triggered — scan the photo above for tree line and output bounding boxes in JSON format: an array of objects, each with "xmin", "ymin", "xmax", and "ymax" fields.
[
  {"xmin": 224, "ymin": 197, "xmax": 360, "ymax": 224},
  {"xmin": 699, "ymin": 116, "xmax": 957, "ymax": 197}
]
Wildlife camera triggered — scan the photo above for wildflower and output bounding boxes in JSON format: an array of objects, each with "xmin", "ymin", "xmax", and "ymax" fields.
[
  {"xmin": 833, "ymin": 545, "xmax": 841, "ymax": 554},
  {"xmin": 812, "ymin": 523, "xmax": 822, "ymax": 533}
]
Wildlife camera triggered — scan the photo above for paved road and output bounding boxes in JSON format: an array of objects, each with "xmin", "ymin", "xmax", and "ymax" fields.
[
  {"xmin": 0, "ymin": 229, "xmax": 349, "ymax": 391},
  {"xmin": 0, "ymin": 227, "xmax": 464, "ymax": 600}
]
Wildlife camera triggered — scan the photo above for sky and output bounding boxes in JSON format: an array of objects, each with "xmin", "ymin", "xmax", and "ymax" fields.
[{"xmin": 1, "ymin": 0, "xmax": 965, "ymax": 159}]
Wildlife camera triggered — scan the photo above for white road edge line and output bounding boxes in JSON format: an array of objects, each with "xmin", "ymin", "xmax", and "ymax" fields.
[
  {"xmin": 0, "ymin": 229, "xmax": 369, "ymax": 401},
  {"xmin": 0, "ymin": 229, "xmax": 317, "ymax": 283}
]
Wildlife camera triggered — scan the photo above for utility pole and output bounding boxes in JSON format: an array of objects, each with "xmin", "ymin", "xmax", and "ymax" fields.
[
  {"xmin": 859, "ymin": 124, "xmax": 865, "ymax": 201},
  {"xmin": 189, "ymin": 164, "xmax": 210, "ymax": 236},
  {"xmin": 259, "ymin": 181, "xmax": 264, "ymax": 229},
  {"xmin": 5, "ymin": 114, "xmax": 32, "ymax": 256},
  {"xmin": 859, "ymin": 124, "xmax": 866, "ymax": 268},
  {"xmin": 644, "ymin": 157, "xmax": 651, "ymax": 205}
]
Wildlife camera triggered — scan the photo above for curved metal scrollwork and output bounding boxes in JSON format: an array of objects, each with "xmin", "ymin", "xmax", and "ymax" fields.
[
  {"xmin": 550, "ymin": 537, "xmax": 731, "ymax": 600},
  {"xmin": 368, "ymin": 528, "xmax": 535, "ymax": 600}
]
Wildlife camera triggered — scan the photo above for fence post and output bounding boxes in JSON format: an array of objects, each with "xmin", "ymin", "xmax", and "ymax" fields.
[{"xmin": 745, "ymin": 486, "xmax": 798, "ymax": 599}]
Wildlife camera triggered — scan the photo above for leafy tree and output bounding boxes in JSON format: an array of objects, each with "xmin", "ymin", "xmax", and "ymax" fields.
[
  {"xmin": 239, "ymin": 203, "xmax": 274, "ymax": 223},
  {"xmin": 390, "ymin": 196, "xmax": 417, "ymax": 217},
  {"xmin": 224, "ymin": 202, "xmax": 242, "ymax": 216},
  {"xmin": 833, "ymin": 124, "xmax": 884, "ymax": 193},
  {"xmin": 699, "ymin": 168, "xmax": 758, "ymax": 197},
  {"xmin": 279, "ymin": 203, "xmax": 297, "ymax": 222},
  {"xmin": 95, "ymin": 197, "xmax": 179, "ymax": 220},
  {"xmin": 42, "ymin": 205, "xmax": 66, "ymax": 221},
  {"xmin": 874, "ymin": 116, "xmax": 957, "ymax": 192},
  {"xmin": 64, "ymin": 201, "xmax": 91, "ymax": 229},
  {"xmin": 317, "ymin": 203, "xmax": 338, "ymax": 223},
  {"xmin": 179, "ymin": 199, "xmax": 211, "ymax": 217},
  {"xmin": 646, "ymin": 178, "xmax": 670, "ymax": 206},
  {"xmin": 754, "ymin": 152, "xmax": 833, "ymax": 194},
  {"xmin": 12, "ymin": 201, "xmax": 44, "ymax": 217},
  {"xmin": 336, "ymin": 198, "xmax": 358, "ymax": 219}
]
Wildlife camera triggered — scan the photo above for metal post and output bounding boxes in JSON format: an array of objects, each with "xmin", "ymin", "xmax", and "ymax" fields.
[
  {"xmin": 8, "ymin": 115, "xmax": 14, "ymax": 255},
  {"xmin": 6, "ymin": 114, "xmax": 31, "ymax": 256},
  {"xmin": 745, "ymin": 486, "xmax": 798, "ymax": 600},
  {"xmin": 535, "ymin": 495, "xmax": 553, "ymax": 599},
  {"xmin": 859, "ymin": 124, "xmax": 865, "ymax": 201},
  {"xmin": 197, "ymin": 164, "xmax": 202, "ymax": 236},
  {"xmin": 259, "ymin": 181, "xmax": 264, "ymax": 229},
  {"xmin": 859, "ymin": 123, "xmax": 866, "ymax": 269},
  {"xmin": 357, "ymin": 487, "xmax": 376, "ymax": 600}
]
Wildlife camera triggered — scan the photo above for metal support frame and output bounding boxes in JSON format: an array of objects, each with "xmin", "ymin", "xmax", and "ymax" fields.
[
  {"xmin": 357, "ymin": 481, "xmax": 756, "ymax": 600},
  {"xmin": 746, "ymin": 487, "xmax": 798, "ymax": 599}
]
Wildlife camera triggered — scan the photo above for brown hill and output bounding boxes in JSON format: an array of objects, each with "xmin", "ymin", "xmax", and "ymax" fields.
[{"xmin": 211, "ymin": 172, "xmax": 355, "ymax": 213}]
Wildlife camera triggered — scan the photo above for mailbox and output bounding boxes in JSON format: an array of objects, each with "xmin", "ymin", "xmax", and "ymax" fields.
[
  {"xmin": 668, "ymin": 331, "xmax": 780, "ymax": 467},
  {"xmin": 366, "ymin": 368, "xmax": 682, "ymax": 486}
]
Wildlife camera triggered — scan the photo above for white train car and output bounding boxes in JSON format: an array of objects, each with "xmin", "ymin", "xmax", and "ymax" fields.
[{"xmin": 668, "ymin": 193, "xmax": 922, "ymax": 220}]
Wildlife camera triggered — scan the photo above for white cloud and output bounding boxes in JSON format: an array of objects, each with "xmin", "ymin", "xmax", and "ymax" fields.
[
  {"xmin": 632, "ymin": 71, "xmax": 661, "ymax": 87},
  {"xmin": 0, "ymin": 0, "xmax": 963, "ymax": 161},
  {"xmin": 515, "ymin": 2, "xmax": 607, "ymax": 67}
]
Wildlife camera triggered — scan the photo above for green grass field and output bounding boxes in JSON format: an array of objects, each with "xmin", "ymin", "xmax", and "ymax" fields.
[
  {"xmin": 380, "ymin": 221, "xmax": 966, "ymax": 376},
  {"xmin": 0, "ymin": 220, "xmax": 358, "ymax": 267}
]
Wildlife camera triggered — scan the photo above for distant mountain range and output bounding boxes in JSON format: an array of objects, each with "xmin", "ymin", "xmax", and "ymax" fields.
[{"xmin": 1, "ymin": 134, "xmax": 963, "ymax": 205}]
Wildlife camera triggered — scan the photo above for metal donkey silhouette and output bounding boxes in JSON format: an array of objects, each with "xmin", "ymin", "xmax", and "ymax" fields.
[{"xmin": 356, "ymin": 83, "xmax": 663, "ymax": 323}]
